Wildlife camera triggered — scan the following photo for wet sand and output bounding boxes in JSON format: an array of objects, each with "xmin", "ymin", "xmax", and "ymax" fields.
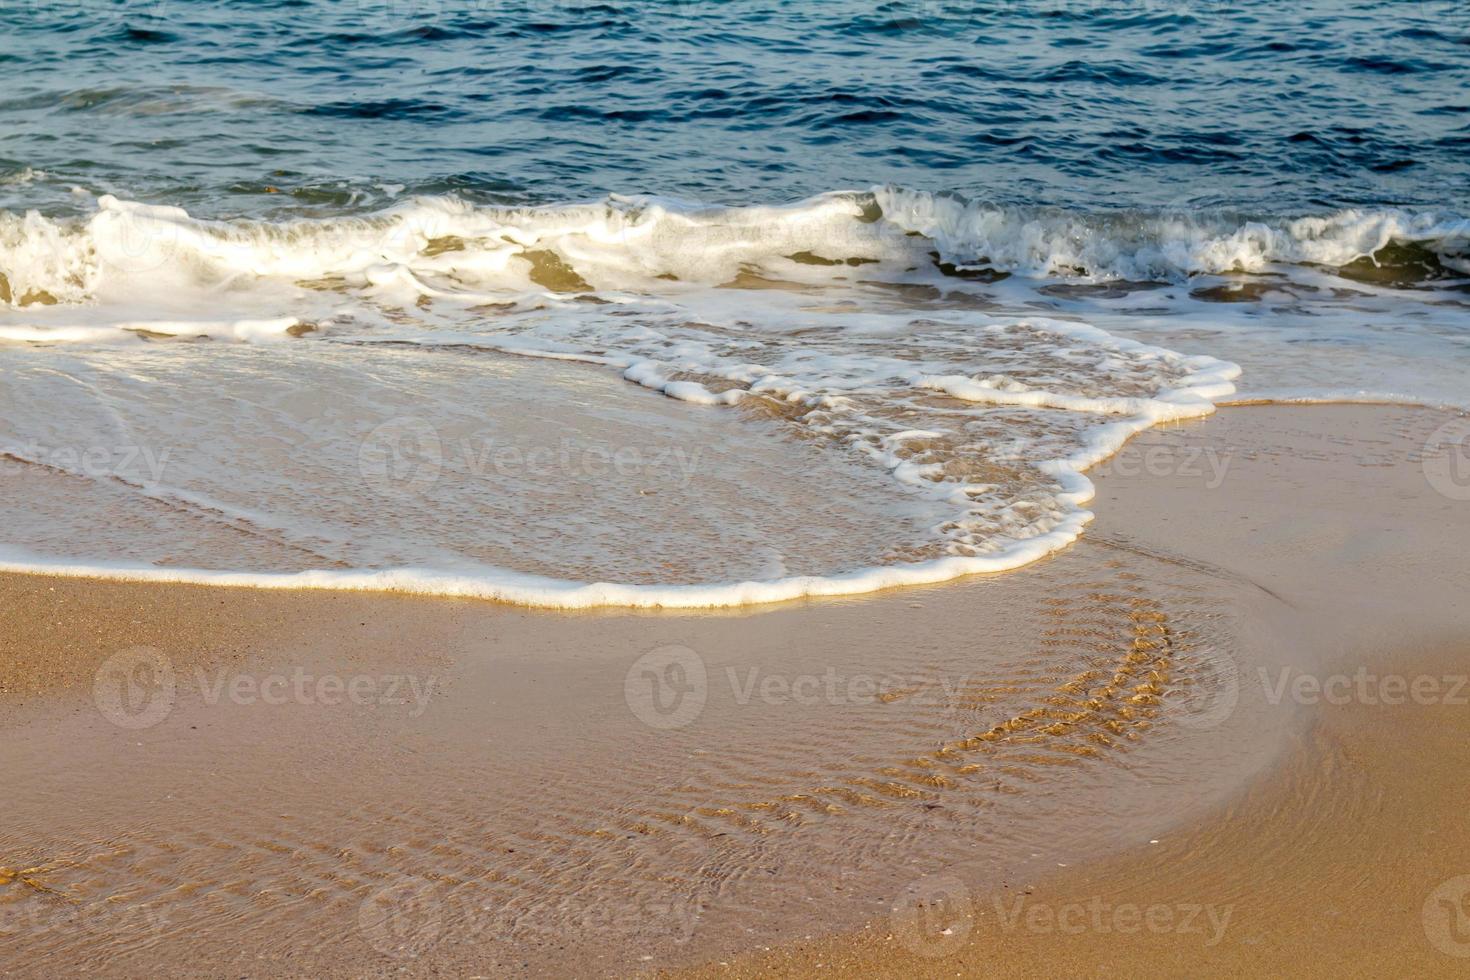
[
  {"xmin": 682, "ymin": 636, "xmax": 1470, "ymax": 978},
  {"xmin": 681, "ymin": 403, "xmax": 1470, "ymax": 977},
  {"xmin": 2, "ymin": 404, "xmax": 1468, "ymax": 976}
]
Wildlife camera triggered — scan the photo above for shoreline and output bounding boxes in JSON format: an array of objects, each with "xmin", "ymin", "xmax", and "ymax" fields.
[
  {"xmin": 0, "ymin": 394, "xmax": 1458, "ymax": 614},
  {"xmin": 2, "ymin": 403, "xmax": 1468, "ymax": 976},
  {"xmin": 675, "ymin": 401, "xmax": 1470, "ymax": 976}
]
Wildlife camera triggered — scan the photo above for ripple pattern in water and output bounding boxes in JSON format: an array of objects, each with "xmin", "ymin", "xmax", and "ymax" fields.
[{"xmin": 1, "ymin": 1, "xmax": 1468, "ymax": 214}]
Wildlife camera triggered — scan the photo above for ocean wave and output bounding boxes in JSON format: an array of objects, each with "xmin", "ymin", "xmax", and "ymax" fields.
[
  {"xmin": 0, "ymin": 186, "xmax": 1251, "ymax": 605},
  {"xmin": 876, "ymin": 188, "xmax": 1470, "ymax": 281},
  {"xmin": 9, "ymin": 187, "xmax": 1470, "ymax": 609},
  {"xmin": 1, "ymin": 188, "xmax": 1466, "ymax": 309}
]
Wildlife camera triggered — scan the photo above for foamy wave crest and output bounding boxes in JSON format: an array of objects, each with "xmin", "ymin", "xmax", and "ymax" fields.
[
  {"xmin": 12, "ymin": 186, "xmax": 1463, "ymax": 608},
  {"xmin": 2, "ymin": 189, "xmax": 1467, "ymax": 311},
  {"xmin": 0, "ymin": 186, "xmax": 1251, "ymax": 606},
  {"xmin": 876, "ymin": 187, "xmax": 1470, "ymax": 281}
]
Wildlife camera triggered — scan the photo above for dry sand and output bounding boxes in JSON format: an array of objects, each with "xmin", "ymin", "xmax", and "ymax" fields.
[{"xmin": 2, "ymin": 404, "xmax": 1468, "ymax": 977}]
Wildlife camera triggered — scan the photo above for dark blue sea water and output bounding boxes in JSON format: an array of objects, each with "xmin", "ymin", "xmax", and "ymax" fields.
[{"xmin": 2, "ymin": 0, "xmax": 1468, "ymax": 216}]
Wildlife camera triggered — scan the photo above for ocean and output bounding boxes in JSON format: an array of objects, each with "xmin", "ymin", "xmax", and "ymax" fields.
[{"xmin": 1, "ymin": 0, "xmax": 1466, "ymax": 606}]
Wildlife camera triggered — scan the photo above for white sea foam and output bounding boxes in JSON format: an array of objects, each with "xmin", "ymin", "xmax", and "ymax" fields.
[
  {"xmin": 875, "ymin": 187, "xmax": 1470, "ymax": 280},
  {"xmin": 1, "ymin": 187, "xmax": 1464, "ymax": 607},
  {"xmin": 1, "ymin": 189, "xmax": 1465, "ymax": 309}
]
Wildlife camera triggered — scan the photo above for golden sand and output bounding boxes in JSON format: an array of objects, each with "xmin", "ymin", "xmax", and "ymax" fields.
[
  {"xmin": 1, "ymin": 404, "xmax": 1467, "ymax": 976},
  {"xmin": 677, "ymin": 639, "xmax": 1470, "ymax": 978}
]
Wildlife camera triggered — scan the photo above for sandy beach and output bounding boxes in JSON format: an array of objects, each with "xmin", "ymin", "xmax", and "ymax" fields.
[
  {"xmin": 6, "ymin": 4, "xmax": 1470, "ymax": 977},
  {"xmin": 2, "ymin": 402, "xmax": 1467, "ymax": 976},
  {"xmin": 685, "ymin": 637, "xmax": 1470, "ymax": 979}
]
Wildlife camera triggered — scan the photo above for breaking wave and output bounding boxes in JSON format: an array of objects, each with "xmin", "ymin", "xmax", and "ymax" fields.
[{"xmin": 1, "ymin": 188, "xmax": 1466, "ymax": 311}]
